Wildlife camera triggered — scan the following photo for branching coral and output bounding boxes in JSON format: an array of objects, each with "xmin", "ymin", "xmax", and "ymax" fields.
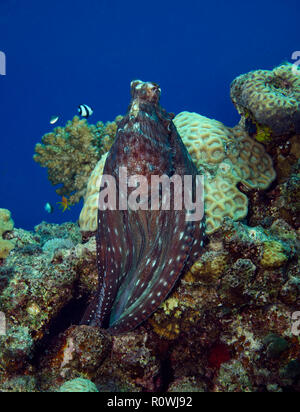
[
  {"xmin": 230, "ymin": 63, "xmax": 300, "ymax": 139},
  {"xmin": 34, "ymin": 116, "xmax": 122, "ymax": 205}
]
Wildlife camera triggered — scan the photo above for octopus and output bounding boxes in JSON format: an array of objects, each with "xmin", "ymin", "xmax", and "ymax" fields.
[{"xmin": 81, "ymin": 80, "xmax": 205, "ymax": 334}]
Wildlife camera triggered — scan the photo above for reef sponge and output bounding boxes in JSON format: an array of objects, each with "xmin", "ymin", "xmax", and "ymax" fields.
[
  {"xmin": 230, "ymin": 63, "xmax": 300, "ymax": 139},
  {"xmin": 173, "ymin": 112, "xmax": 276, "ymax": 234},
  {"xmin": 34, "ymin": 116, "xmax": 121, "ymax": 205},
  {"xmin": 0, "ymin": 209, "xmax": 15, "ymax": 259}
]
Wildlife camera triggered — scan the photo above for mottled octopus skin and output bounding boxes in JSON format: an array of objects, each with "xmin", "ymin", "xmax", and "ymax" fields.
[{"xmin": 81, "ymin": 80, "xmax": 205, "ymax": 334}]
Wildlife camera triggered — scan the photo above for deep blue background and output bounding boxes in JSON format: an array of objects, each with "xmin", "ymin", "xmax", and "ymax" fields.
[{"xmin": 0, "ymin": 0, "xmax": 299, "ymax": 230}]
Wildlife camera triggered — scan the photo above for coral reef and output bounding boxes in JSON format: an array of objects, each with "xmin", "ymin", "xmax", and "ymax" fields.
[
  {"xmin": 34, "ymin": 116, "xmax": 121, "ymax": 205},
  {"xmin": 58, "ymin": 378, "xmax": 99, "ymax": 392},
  {"xmin": 231, "ymin": 63, "xmax": 300, "ymax": 139},
  {"xmin": 1, "ymin": 66, "xmax": 299, "ymax": 392},
  {"xmin": 0, "ymin": 209, "xmax": 15, "ymax": 260},
  {"xmin": 248, "ymin": 163, "xmax": 300, "ymax": 230},
  {"xmin": 79, "ymin": 112, "xmax": 276, "ymax": 235},
  {"xmin": 149, "ymin": 217, "xmax": 297, "ymax": 340},
  {"xmin": 39, "ymin": 325, "xmax": 111, "ymax": 391},
  {"xmin": 94, "ymin": 328, "xmax": 162, "ymax": 392},
  {"xmin": 0, "ymin": 214, "xmax": 299, "ymax": 392},
  {"xmin": 174, "ymin": 112, "xmax": 276, "ymax": 234},
  {"xmin": 0, "ymin": 223, "xmax": 81, "ymax": 343},
  {"xmin": 0, "ymin": 376, "xmax": 37, "ymax": 393}
]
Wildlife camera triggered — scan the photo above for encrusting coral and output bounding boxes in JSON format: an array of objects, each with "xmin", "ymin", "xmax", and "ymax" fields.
[
  {"xmin": 0, "ymin": 222, "xmax": 81, "ymax": 343},
  {"xmin": 0, "ymin": 209, "xmax": 300, "ymax": 391},
  {"xmin": 260, "ymin": 240, "xmax": 288, "ymax": 269},
  {"xmin": 230, "ymin": 63, "xmax": 300, "ymax": 140},
  {"xmin": 148, "ymin": 217, "xmax": 298, "ymax": 339},
  {"xmin": 34, "ymin": 116, "xmax": 122, "ymax": 205},
  {"xmin": 0, "ymin": 209, "xmax": 15, "ymax": 259},
  {"xmin": 0, "ymin": 216, "xmax": 299, "ymax": 391}
]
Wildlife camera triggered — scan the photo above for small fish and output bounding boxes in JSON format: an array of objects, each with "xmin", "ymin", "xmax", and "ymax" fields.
[
  {"xmin": 78, "ymin": 104, "xmax": 93, "ymax": 118},
  {"xmin": 57, "ymin": 196, "xmax": 71, "ymax": 212},
  {"xmin": 50, "ymin": 115, "xmax": 59, "ymax": 125},
  {"xmin": 44, "ymin": 202, "xmax": 54, "ymax": 214}
]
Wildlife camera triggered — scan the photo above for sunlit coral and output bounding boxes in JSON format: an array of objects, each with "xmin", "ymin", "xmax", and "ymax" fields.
[
  {"xmin": 231, "ymin": 63, "xmax": 300, "ymax": 139},
  {"xmin": 0, "ymin": 209, "xmax": 15, "ymax": 259},
  {"xmin": 34, "ymin": 116, "xmax": 121, "ymax": 205},
  {"xmin": 174, "ymin": 112, "xmax": 276, "ymax": 234}
]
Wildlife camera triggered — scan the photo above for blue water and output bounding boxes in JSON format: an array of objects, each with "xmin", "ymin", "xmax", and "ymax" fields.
[{"xmin": 0, "ymin": 0, "xmax": 299, "ymax": 230}]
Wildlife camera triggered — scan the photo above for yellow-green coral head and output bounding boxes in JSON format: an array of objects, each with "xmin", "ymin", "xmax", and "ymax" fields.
[
  {"xmin": 231, "ymin": 63, "xmax": 300, "ymax": 137},
  {"xmin": 0, "ymin": 209, "xmax": 15, "ymax": 259}
]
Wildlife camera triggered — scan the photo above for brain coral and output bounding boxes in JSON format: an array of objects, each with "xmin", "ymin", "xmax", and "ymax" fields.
[
  {"xmin": 0, "ymin": 208, "xmax": 15, "ymax": 259},
  {"xmin": 173, "ymin": 112, "xmax": 276, "ymax": 234},
  {"xmin": 230, "ymin": 63, "xmax": 300, "ymax": 138},
  {"xmin": 34, "ymin": 116, "xmax": 121, "ymax": 205},
  {"xmin": 79, "ymin": 112, "xmax": 275, "ymax": 235},
  {"xmin": 58, "ymin": 378, "xmax": 98, "ymax": 393}
]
